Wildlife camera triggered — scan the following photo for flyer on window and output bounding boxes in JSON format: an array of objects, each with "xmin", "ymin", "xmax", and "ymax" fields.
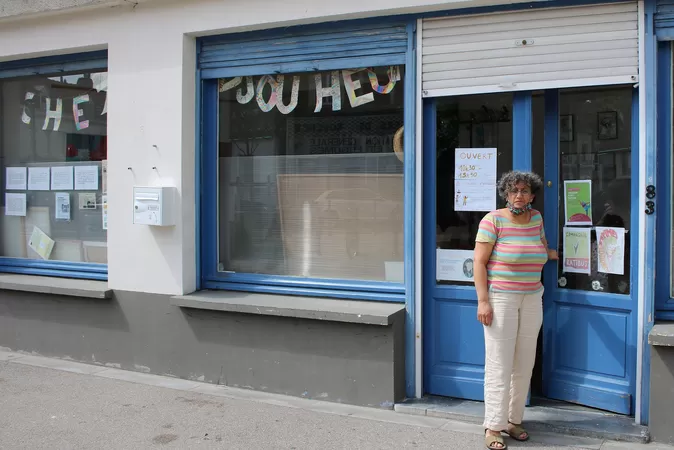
[
  {"xmin": 436, "ymin": 249, "xmax": 474, "ymax": 282},
  {"xmin": 28, "ymin": 226, "xmax": 55, "ymax": 260},
  {"xmin": 596, "ymin": 226, "xmax": 625, "ymax": 275},
  {"xmin": 562, "ymin": 227, "xmax": 591, "ymax": 275},
  {"xmin": 453, "ymin": 148, "xmax": 497, "ymax": 212},
  {"xmin": 564, "ymin": 180, "xmax": 593, "ymax": 225}
]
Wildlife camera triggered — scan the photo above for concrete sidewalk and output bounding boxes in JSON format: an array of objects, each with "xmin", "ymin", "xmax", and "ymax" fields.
[{"xmin": 0, "ymin": 350, "xmax": 671, "ymax": 450}]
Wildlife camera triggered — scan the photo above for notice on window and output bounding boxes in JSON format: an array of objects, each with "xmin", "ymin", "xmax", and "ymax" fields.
[
  {"xmin": 596, "ymin": 226, "xmax": 625, "ymax": 275},
  {"xmin": 5, "ymin": 193, "xmax": 26, "ymax": 217},
  {"xmin": 74, "ymin": 165, "xmax": 99, "ymax": 191},
  {"xmin": 564, "ymin": 180, "xmax": 592, "ymax": 225},
  {"xmin": 562, "ymin": 227, "xmax": 591, "ymax": 275},
  {"xmin": 454, "ymin": 148, "xmax": 497, "ymax": 212},
  {"xmin": 6, "ymin": 167, "xmax": 26, "ymax": 191},
  {"xmin": 436, "ymin": 249, "xmax": 474, "ymax": 282},
  {"xmin": 28, "ymin": 226, "xmax": 55, "ymax": 260},
  {"xmin": 55, "ymin": 193, "xmax": 71, "ymax": 221},
  {"xmin": 102, "ymin": 194, "xmax": 108, "ymax": 230},
  {"xmin": 51, "ymin": 166, "xmax": 74, "ymax": 191},
  {"xmin": 28, "ymin": 167, "xmax": 50, "ymax": 191},
  {"xmin": 101, "ymin": 160, "xmax": 108, "ymax": 194}
]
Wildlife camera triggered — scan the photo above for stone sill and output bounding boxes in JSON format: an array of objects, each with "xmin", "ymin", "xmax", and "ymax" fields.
[
  {"xmin": 649, "ymin": 324, "xmax": 674, "ymax": 347},
  {"xmin": 171, "ymin": 290, "xmax": 405, "ymax": 326},
  {"xmin": 0, "ymin": 274, "xmax": 111, "ymax": 299}
]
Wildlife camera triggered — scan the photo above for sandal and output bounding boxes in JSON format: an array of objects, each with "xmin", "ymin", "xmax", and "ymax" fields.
[
  {"xmin": 485, "ymin": 430, "xmax": 507, "ymax": 449},
  {"xmin": 503, "ymin": 423, "xmax": 529, "ymax": 442}
]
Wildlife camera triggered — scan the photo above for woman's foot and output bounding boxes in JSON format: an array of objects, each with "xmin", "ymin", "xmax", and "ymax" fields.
[
  {"xmin": 505, "ymin": 422, "xmax": 529, "ymax": 441},
  {"xmin": 484, "ymin": 429, "xmax": 506, "ymax": 449}
]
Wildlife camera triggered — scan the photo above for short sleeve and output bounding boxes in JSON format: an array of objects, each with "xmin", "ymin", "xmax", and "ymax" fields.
[{"xmin": 476, "ymin": 213, "xmax": 498, "ymax": 244}]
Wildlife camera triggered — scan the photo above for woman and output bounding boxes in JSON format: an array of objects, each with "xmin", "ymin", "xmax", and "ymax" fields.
[{"xmin": 474, "ymin": 171, "xmax": 557, "ymax": 450}]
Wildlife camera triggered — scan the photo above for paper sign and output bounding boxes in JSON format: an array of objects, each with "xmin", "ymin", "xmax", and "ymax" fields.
[
  {"xmin": 78, "ymin": 193, "xmax": 97, "ymax": 210},
  {"xmin": 6, "ymin": 167, "xmax": 27, "ymax": 190},
  {"xmin": 55, "ymin": 193, "xmax": 71, "ymax": 221},
  {"xmin": 596, "ymin": 227, "xmax": 625, "ymax": 275},
  {"xmin": 28, "ymin": 226, "xmax": 55, "ymax": 260},
  {"xmin": 102, "ymin": 194, "xmax": 108, "ymax": 230},
  {"xmin": 51, "ymin": 166, "xmax": 74, "ymax": 190},
  {"xmin": 101, "ymin": 160, "xmax": 108, "ymax": 194},
  {"xmin": 564, "ymin": 180, "xmax": 592, "ymax": 225},
  {"xmin": 436, "ymin": 249, "xmax": 474, "ymax": 282},
  {"xmin": 454, "ymin": 148, "xmax": 497, "ymax": 212},
  {"xmin": 562, "ymin": 227, "xmax": 591, "ymax": 275},
  {"xmin": 74, "ymin": 165, "xmax": 99, "ymax": 191},
  {"xmin": 5, "ymin": 193, "xmax": 26, "ymax": 216},
  {"xmin": 28, "ymin": 167, "xmax": 50, "ymax": 191}
]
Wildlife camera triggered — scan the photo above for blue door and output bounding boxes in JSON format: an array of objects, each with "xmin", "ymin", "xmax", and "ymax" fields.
[{"xmin": 423, "ymin": 88, "xmax": 638, "ymax": 415}]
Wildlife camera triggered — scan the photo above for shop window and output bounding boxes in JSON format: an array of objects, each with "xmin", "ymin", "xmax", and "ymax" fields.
[
  {"xmin": 0, "ymin": 70, "xmax": 108, "ymax": 268},
  {"xmin": 556, "ymin": 87, "xmax": 632, "ymax": 295},
  {"xmin": 216, "ymin": 67, "xmax": 404, "ymax": 282},
  {"xmin": 434, "ymin": 93, "xmax": 513, "ymax": 286}
]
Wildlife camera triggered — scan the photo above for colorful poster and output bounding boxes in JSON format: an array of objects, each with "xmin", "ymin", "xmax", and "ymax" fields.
[
  {"xmin": 436, "ymin": 249, "xmax": 474, "ymax": 282},
  {"xmin": 596, "ymin": 227, "xmax": 625, "ymax": 275},
  {"xmin": 564, "ymin": 180, "xmax": 592, "ymax": 225},
  {"xmin": 562, "ymin": 227, "xmax": 591, "ymax": 275},
  {"xmin": 454, "ymin": 148, "xmax": 497, "ymax": 212}
]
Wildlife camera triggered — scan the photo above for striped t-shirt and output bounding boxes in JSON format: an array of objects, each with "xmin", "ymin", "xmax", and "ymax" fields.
[{"xmin": 475, "ymin": 210, "xmax": 548, "ymax": 293}]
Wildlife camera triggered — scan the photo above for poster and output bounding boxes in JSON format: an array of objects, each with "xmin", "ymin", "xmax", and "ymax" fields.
[
  {"xmin": 78, "ymin": 193, "xmax": 97, "ymax": 210},
  {"xmin": 74, "ymin": 165, "xmax": 99, "ymax": 191},
  {"xmin": 28, "ymin": 167, "xmax": 50, "ymax": 191},
  {"xmin": 596, "ymin": 227, "xmax": 625, "ymax": 275},
  {"xmin": 51, "ymin": 166, "xmax": 74, "ymax": 190},
  {"xmin": 436, "ymin": 249, "xmax": 474, "ymax": 282},
  {"xmin": 102, "ymin": 195, "xmax": 108, "ymax": 230},
  {"xmin": 5, "ymin": 193, "xmax": 26, "ymax": 216},
  {"xmin": 564, "ymin": 180, "xmax": 592, "ymax": 225},
  {"xmin": 55, "ymin": 193, "xmax": 71, "ymax": 221},
  {"xmin": 6, "ymin": 167, "xmax": 26, "ymax": 191},
  {"xmin": 454, "ymin": 148, "xmax": 497, "ymax": 212},
  {"xmin": 28, "ymin": 226, "xmax": 55, "ymax": 260},
  {"xmin": 562, "ymin": 227, "xmax": 591, "ymax": 275}
]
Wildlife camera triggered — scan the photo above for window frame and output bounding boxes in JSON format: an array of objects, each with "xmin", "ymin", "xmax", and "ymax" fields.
[
  {"xmin": 0, "ymin": 51, "xmax": 108, "ymax": 281},
  {"xmin": 197, "ymin": 26, "xmax": 414, "ymax": 302}
]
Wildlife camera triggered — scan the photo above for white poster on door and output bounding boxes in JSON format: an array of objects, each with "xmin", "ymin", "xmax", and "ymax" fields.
[
  {"xmin": 454, "ymin": 148, "xmax": 497, "ymax": 212},
  {"xmin": 436, "ymin": 249, "xmax": 474, "ymax": 282},
  {"xmin": 596, "ymin": 226, "xmax": 625, "ymax": 275}
]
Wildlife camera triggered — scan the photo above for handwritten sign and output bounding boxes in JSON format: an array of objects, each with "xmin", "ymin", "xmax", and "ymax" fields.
[{"xmin": 454, "ymin": 148, "xmax": 497, "ymax": 212}]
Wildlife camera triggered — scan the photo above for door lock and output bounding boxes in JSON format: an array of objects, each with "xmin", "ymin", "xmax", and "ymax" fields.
[{"xmin": 547, "ymin": 181, "xmax": 552, "ymax": 188}]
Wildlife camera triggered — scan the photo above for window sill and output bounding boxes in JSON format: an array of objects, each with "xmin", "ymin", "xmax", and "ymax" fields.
[
  {"xmin": 649, "ymin": 324, "xmax": 674, "ymax": 347},
  {"xmin": 0, "ymin": 274, "xmax": 111, "ymax": 299},
  {"xmin": 171, "ymin": 290, "xmax": 405, "ymax": 326}
]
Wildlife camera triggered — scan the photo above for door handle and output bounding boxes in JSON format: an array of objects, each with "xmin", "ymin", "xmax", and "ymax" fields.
[{"xmin": 547, "ymin": 181, "xmax": 552, "ymax": 188}]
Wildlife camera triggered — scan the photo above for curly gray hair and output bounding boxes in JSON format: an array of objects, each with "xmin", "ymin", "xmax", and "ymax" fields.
[{"xmin": 497, "ymin": 171, "xmax": 543, "ymax": 200}]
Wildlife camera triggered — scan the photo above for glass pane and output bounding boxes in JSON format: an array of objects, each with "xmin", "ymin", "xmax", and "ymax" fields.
[
  {"xmin": 0, "ymin": 71, "xmax": 108, "ymax": 263},
  {"xmin": 557, "ymin": 86, "xmax": 632, "ymax": 294},
  {"xmin": 217, "ymin": 67, "xmax": 404, "ymax": 282},
  {"xmin": 435, "ymin": 93, "xmax": 513, "ymax": 286}
]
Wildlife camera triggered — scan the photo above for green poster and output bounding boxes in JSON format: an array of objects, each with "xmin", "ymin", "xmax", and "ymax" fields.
[
  {"xmin": 562, "ymin": 227, "xmax": 591, "ymax": 275},
  {"xmin": 564, "ymin": 180, "xmax": 592, "ymax": 225}
]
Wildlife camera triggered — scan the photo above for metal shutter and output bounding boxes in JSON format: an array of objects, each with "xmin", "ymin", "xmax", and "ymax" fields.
[
  {"xmin": 421, "ymin": 2, "xmax": 639, "ymax": 97},
  {"xmin": 656, "ymin": 0, "xmax": 674, "ymax": 39},
  {"xmin": 198, "ymin": 21, "xmax": 409, "ymax": 78}
]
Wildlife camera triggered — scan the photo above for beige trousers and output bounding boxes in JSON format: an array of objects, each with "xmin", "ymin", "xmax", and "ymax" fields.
[{"xmin": 482, "ymin": 289, "xmax": 543, "ymax": 431}]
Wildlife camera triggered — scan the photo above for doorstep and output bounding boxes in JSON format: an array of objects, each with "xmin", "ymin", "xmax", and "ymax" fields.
[{"xmin": 395, "ymin": 396, "xmax": 650, "ymax": 444}]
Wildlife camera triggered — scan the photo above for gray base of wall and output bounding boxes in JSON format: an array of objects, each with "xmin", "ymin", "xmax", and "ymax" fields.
[
  {"xmin": 0, "ymin": 289, "xmax": 405, "ymax": 408},
  {"xmin": 649, "ymin": 325, "xmax": 674, "ymax": 444}
]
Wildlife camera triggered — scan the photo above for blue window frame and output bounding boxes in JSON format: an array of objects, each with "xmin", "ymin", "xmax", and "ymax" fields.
[
  {"xmin": 197, "ymin": 21, "xmax": 416, "ymax": 302},
  {"xmin": 0, "ymin": 51, "xmax": 108, "ymax": 281}
]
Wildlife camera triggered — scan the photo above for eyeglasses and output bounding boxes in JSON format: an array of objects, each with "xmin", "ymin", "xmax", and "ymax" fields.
[{"xmin": 509, "ymin": 188, "xmax": 531, "ymax": 197}]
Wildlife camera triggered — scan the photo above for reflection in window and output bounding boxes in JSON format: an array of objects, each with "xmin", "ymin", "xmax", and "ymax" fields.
[
  {"xmin": 217, "ymin": 67, "xmax": 404, "ymax": 282},
  {"xmin": 0, "ymin": 71, "xmax": 108, "ymax": 264},
  {"xmin": 557, "ymin": 87, "xmax": 632, "ymax": 294},
  {"xmin": 435, "ymin": 94, "xmax": 513, "ymax": 286}
]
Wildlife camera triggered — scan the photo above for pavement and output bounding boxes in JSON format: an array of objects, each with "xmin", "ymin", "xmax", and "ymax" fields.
[{"xmin": 0, "ymin": 350, "xmax": 672, "ymax": 450}]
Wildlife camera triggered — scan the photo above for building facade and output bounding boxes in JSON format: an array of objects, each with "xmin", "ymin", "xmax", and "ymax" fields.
[{"xmin": 0, "ymin": 0, "xmax": 671, "ymax": 439}]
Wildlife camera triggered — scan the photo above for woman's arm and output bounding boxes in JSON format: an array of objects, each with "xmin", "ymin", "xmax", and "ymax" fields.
[
  {"xmin": 540, "ymin": 219, "xmax": 559, "ymax": 261},
  {"xmin": 474, "ymin": 241, "xmax": 494, "ymax": 326}
]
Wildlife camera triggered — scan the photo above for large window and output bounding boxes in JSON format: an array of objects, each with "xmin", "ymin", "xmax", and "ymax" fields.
[
  {"xmin": 216, "ymin": 67, "xmax": 404, "ymax": 282},
  {"xmin": 0, "ymin": 70, "xmax": 108, "ymax": 267}
]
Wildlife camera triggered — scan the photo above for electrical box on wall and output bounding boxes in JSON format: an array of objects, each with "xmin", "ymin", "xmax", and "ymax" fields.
[{"xmin": 133, "ymin": 186, "xmax": 176, "ymax": 226}]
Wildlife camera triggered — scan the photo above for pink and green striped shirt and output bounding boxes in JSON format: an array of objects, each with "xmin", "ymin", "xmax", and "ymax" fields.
[{"xmin": 476, "ymin": 209, "xmax": 548, "ymax": 293}]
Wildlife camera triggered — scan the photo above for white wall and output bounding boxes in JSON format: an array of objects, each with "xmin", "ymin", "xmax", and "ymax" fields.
[{"xmin": 0, "ymin": 0, "xmax": 530, "ymax": 295}]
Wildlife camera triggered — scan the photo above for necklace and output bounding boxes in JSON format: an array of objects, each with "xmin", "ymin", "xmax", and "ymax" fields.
[{"xmin": 508, "ymin": 203, "xmax": 532, "ymax": 216}]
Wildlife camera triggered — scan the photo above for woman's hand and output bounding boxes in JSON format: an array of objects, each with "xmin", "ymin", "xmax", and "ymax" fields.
[
  {"xmin": 547, "ymin": 249, "xmax": 559, "ymax": 261},
  {"xmin": 477, "ymin": 300, "xmax": 494, "ymax": 326}
]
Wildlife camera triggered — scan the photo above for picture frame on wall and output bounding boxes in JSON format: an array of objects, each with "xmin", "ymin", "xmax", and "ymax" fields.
[
  {"xmin": 560, "ymin": 114, "xmax": 574, "ymax": 142},
  {"xmin": 597, "ymin": 111, "xmax": 618, "ymax": 140}
]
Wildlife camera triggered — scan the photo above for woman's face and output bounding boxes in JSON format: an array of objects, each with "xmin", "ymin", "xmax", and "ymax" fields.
[{"xmin": 507, "ymin": 181, "xmax": 533, "ymax": 209}]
